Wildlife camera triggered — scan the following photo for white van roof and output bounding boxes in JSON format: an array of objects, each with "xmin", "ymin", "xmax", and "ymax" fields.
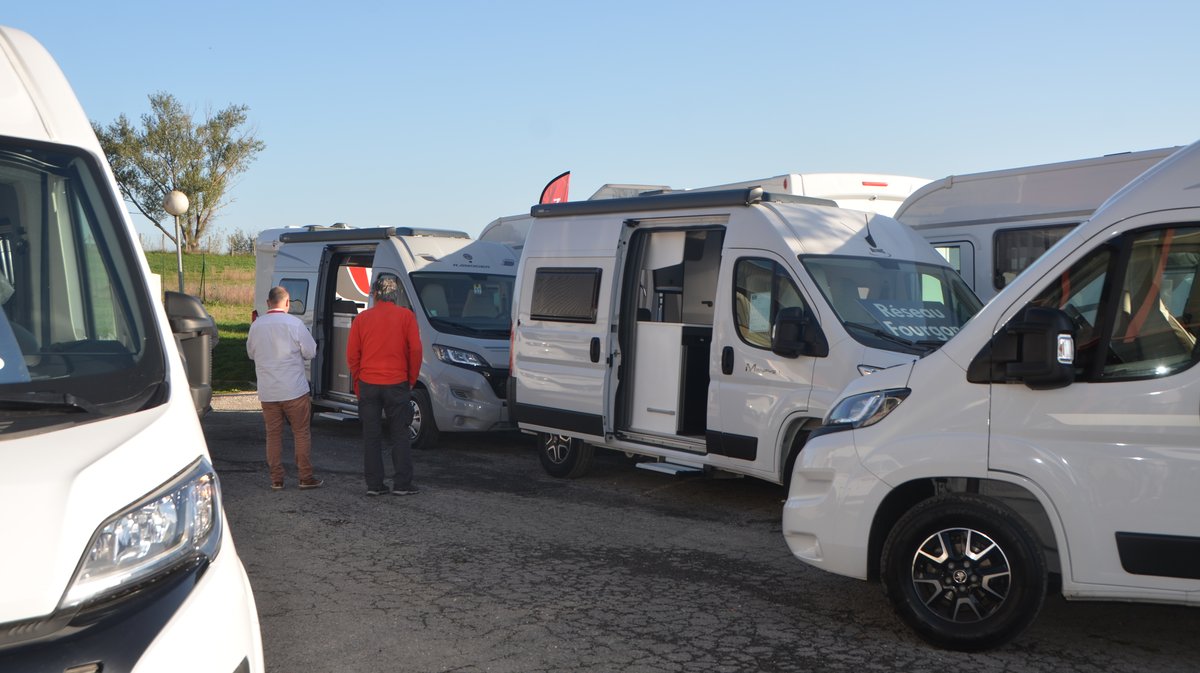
[
  {"xmin": 0, "ymin": 26, "xmax": 100, "ymax": 152},
  {"xmin": 1086, "ymin": 139, "xmax": 1200, "ymax": 226},
  {"xmin": 895, "ymin": 147, "xmax": 1180, "ymax": 230}
]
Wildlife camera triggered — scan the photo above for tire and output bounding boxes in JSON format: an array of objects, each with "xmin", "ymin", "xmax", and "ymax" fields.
[
  {"xmin": 880, "ymin": 494, "xmax": 1047, "ymax": 651},
  {"xmin": 538, "ymin": 433, "xmax": 594, "ymax": 478},
  {"xmin": 409, "ymin": 388, "xmax": 439, "ymax": 450}
]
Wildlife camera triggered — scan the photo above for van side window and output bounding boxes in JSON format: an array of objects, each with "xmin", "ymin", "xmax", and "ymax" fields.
[
  {"xmin": 531, "ymin": 267, "xmax": 601, "ymax": 323},
  {"xmin": 994, "ymin": 225, "xmax": 1073, "ymax": 291},
  {"xmin": 734, "ymin": 258, "xmax": 806, "ymax": 349},
  {"xmin": 1032, "ymin": 225, "xmax": 1200, "ymax": 381},
  {"xmin": 279, "ymin": 278, "xmax": 309, "ymax": 314}
]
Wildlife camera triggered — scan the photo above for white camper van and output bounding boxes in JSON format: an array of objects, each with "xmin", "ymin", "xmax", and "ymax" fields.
[
  {"xmin": 509, "ymin": 188, "xmax": 981, "ymax": 483},
  {"xmin": 896, "ymin": 147, "xmax": 1179, "ymax": 300},
  {"xmin": 0, "ymin": 26, "xmax": 263, "ymax": 672},
  {"xmin": 783, "ymin": 138, "xmax": 1200, "ymax": 651},
  {"xmin": 254, "ymin": 224, "xmax": 517, "ymax": 448}
]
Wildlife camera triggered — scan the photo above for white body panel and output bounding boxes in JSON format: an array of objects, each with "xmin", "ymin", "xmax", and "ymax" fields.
[
  {"xmin": 688, "ymin": 173, "xmax": 931, "ymax": 217},
  {"xmin": 785, "ymin": 138, "xmax": 1200, "ymax": 610},
  {"xmin": 897, "ymin": 147, "xmax": 1179, "ymax": 300},
  {"xmin": 0, "ymin": 25, "xmax": 262, "ymax": 670}
]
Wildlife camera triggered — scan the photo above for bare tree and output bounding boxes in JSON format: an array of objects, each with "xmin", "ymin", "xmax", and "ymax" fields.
[{"xmin": 94, "ymin": 92, "xmax": 265, "ymax": 252}]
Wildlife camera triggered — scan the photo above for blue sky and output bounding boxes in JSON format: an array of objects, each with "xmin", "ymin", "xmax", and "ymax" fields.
[{"xmin": 6, "ymin": 1, "xmax": 1198, "ymax": 246}]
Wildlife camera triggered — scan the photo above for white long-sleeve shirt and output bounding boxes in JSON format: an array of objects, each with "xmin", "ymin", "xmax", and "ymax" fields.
[{"xmin": 246, "ymin": 310, "xmax": 317, "ymax": 402}]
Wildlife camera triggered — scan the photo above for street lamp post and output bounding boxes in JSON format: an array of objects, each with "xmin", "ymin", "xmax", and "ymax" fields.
[{"xmin": 163, "ymin": 190, "xmax": 189, "ymax": 293}]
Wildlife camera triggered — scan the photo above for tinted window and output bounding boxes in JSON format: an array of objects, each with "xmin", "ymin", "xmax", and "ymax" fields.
[
  {"xmin": 530, "ymin": 268, "xmax": 601, "ymax": 323},
  {"xmin": 1031, "ymin": 225, "xmax": 1200, "ymax": 381},
  {"xmin": 994, "ymin": 225, "xmax": 1074, "ymax": 290},
  {"xmin": 734, "ymin": 258, "xmax": 807, "ymax": 349},
  {"xmin": 0, "ymin": 139, "xmax": 165, "ymax": 434}
]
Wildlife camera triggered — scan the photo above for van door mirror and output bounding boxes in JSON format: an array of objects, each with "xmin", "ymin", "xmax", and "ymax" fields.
[
  {"xmin": 968, "ymin": 305, "xmax": 1075, "ymax": 389},
  {"xmin": 772, "ymin": 306, "xmax": 829, "ymax": 358}
]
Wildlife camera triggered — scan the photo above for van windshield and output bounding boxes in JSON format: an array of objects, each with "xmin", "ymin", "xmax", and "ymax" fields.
[
  {"xmin": 803, "ymin": 255, "xmax": 982, "ymax": 354},
  {"xmin": 410, "ymin": 272, "xmax": 513, "ymax": 339},
  {"xmin": 0, "ymin": 138, "xmax": 165, "ymax": 435}
]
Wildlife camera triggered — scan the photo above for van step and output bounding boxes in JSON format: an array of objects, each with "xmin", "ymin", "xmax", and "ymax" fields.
[
  {"xmin": 316, "ymin": 411, "xmax": 358, "ymax": 422},
  {"xmin": 635, "ymin": 461, "xmax": 704, "ymax": 476}
]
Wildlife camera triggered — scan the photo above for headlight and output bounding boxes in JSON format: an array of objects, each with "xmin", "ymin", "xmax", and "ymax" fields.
[
  {"xmin": 824, "ymin": 388, "xmax": 910, "ymax": 431},
  {"xmin": 433, "ymin": 344, "xmax": 488, "ymax": 370},
  {"xmin": 61, "ymin": 457, "xmax": 222, "ymax": 609}
]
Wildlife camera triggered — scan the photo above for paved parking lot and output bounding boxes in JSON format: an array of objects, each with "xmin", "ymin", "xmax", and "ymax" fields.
[{"xmin": 204, "ymin": 395, "xmax": 1200, "ymax": 673}]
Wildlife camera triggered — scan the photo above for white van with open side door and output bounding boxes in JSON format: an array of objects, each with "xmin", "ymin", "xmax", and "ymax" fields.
[
  {"xmin": 254, "ymin": 224, "xmax": 517, "ymax": 448},
  {"xmin": 0, "ymin": 26, "xmax": 263, "ymax": 672},
  {"xmin": 509, "ymin": 188, "xmax": 981, "ymax": 482},
  {"xmin": 783, "ymin": 138, "xmax": 1200, "ymax": 651},
  {"xmin": 896, "ymin": 147, "xmax": 1179, "ymax": 300}
]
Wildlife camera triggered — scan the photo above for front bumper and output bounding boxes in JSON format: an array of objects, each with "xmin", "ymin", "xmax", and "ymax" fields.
[
  {"xmin": 425, "ymin": 362, "xmax": 510, "ymax": 432},
  {"xmin": 0, "ymin": 522, "xmax": 263, "ymax": 673},
  {"xmin": 781, "ymin": 430, "xmax": 887, "ymax": 581}
]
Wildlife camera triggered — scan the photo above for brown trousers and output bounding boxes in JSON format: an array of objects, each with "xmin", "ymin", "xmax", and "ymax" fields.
[{"xmin": 261, "ymin": 394, "xmax": 313, "ymax": 482}]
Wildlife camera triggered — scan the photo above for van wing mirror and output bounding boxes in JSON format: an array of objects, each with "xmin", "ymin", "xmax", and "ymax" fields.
[
  {"xmin": 967, "ymin": 305, "xmax": 1075, "ymax": 390},
  {"xmin": 772, "ymin": 306, "xmax": 829, "ymax": 358}
]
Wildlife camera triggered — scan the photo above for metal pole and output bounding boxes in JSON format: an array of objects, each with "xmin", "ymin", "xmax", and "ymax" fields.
[{"xmin": 175, "ymin": 214, "xmax": 184, "ymax": 293}]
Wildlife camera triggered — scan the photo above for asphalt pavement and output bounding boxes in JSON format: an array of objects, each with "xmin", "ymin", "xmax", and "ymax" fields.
[{"xmin": 204, "ymin": 393, "xmax": 1200, "ymax": 673}]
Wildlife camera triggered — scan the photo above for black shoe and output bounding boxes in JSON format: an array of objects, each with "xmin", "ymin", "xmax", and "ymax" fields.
[
  {"xmin": 366, "ymin": 487, "xmax": 388, "ymax": 496},
  {"xmin": 392, "ymin": 485, "xmax": 419, "ymax": 496}
]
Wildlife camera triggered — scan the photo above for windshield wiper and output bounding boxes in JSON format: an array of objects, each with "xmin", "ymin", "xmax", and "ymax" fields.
[
  {"xmin": 843, "ymin": 322, "xmax": 935, "ymax": 354},
  {"xmin": 0, "ymin": 391, "xmax": 100, "ymax": 414}
]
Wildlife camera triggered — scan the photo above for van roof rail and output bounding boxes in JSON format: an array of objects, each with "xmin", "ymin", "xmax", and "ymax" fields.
[
  {"xmin": 530, "ymin": 188, "xmax": 836, "ymax": 218},
  {"xmin": 278, "ymin": 227, "xmax": 470, "ymax": 243}
]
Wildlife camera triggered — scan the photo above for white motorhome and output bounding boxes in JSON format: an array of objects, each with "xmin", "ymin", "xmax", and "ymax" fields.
[
  {"xmin": 685, "ymin": 172, "xmax": 930, "ymax": 217},
  {"xmin": 0, "ymin": 26, "xmax": 263, "ymax": 672},
  {"xmin": 896, "ymin": 147, "xmax": 1179, "ymax": 301},
  {"xmin": 509, "ymin": 188, "xmax": 981, "ymax": 482},
  {"xmin": 783, "ymin": 138, "xmax": 1200, "ymax": 651},
  {"xmin": 254, "ymin": 224, "xmax": 517, "ymax": 448}
]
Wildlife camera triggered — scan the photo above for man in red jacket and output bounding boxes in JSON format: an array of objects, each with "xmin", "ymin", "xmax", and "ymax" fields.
[{"xmin": 347, "ymin": 274, "xmax": 423, "ymax": 496}]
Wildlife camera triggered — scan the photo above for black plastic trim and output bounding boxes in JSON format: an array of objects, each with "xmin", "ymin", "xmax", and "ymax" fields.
[
  {"xmin": 516, "ymin": 403, "xmax": 604, "ymax": 437},
  {"xmin": 1116, "ymin": 531, "xmax": 1200, "ymax": 580},
  {"xmin": 279, "ymin": 226, "xmax": 469, "ymax": 243},
  {"xmin": 705, "ymin": 431, "xmax": 758, "ymax": 461},
  {"xmin": 0, "ymin": 560, "xmax": 206, "ymax": 670}
]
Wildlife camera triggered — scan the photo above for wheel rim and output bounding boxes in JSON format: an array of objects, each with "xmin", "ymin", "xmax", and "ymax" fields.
[
  {"xmin": 543, "ymin": 435, "xmax": 573, "ymax": 465},
  {"xmin": 910, "ymin": 527, "xmax": 1012, "ymax": 623},
  {"xmin": 408, "ymin": 398, "xmax": 422, "ymax": 441}
]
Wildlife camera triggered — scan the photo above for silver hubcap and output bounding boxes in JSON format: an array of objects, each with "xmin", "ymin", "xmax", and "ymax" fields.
[
  {"xmin": 544, "ymin": 435, "xmax": 573, "ymax": 464},
  {"xmin": 408, "ymin": 399, "xmax": 422, "ymax": 441},
  {"xmin": 910, "ymin": 527, "xmax": 1011, "ymax": 623}
]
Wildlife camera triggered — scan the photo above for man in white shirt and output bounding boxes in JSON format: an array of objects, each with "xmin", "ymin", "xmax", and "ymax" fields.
[{"xmin": 246, "ymin": 286, "xmax": 322, "ymax": 491}]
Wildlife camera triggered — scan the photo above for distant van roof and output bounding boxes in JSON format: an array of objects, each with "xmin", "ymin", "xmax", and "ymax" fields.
[{"xmin": 531, "ymin": 188, "xmax": 835, "ymax": 218}]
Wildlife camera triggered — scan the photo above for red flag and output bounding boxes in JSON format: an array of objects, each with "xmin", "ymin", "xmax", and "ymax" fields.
[{"xmin": 539, "ymin": 171, "xmax": 571, "ymax": 204}]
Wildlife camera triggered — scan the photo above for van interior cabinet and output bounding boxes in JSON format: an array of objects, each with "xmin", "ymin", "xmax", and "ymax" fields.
[
  {"xmin": 330, "ymin": 299, "xmax": 359, "ymax": 397},
  {"xmin": 629, "ymin": 322, "xmax": 711, "ymax": 436}
]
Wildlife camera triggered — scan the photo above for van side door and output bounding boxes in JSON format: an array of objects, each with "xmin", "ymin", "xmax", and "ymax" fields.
[
  {"xmin": 709, "ymin": 250, "xmax": 817, "ymax": 477},
  {"xmin": 989, "ymin": 214, "xmax": 1200, "ymax": 594},
  {"xmin": 512, "ymin": 257, "xmax": 615, "ymax": 441}
]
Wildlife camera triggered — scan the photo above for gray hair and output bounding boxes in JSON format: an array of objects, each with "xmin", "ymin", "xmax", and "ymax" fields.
[{"xmin": 372, "ymin": 275, "xmax": 399, "ymax": 303}]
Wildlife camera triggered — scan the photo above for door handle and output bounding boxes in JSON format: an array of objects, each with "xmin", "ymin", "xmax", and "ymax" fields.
[
  {"xmin": 721, "ymin": 346, "xmax": 734, "ymax": 375},
  {"xmin": 590, "ymin": 337, "xmax": 601, "ymax": 363}
]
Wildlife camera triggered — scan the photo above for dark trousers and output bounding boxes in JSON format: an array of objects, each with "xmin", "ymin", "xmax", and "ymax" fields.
[{"xmin": 358, "ymin": 381, "xmax": 414, "ymax": 490}]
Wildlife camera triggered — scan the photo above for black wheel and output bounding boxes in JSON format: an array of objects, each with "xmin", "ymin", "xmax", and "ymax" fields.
[
  {"xmin": 538, "ymin": 433, "xmax": 594, "ymax": 478},
  {"xmin": 409, "ymin": 388, "xmax": 439, "ymax": 450},
  {"xmin": 880, "ymin": 494, "xmax": 1047, "ymax": 651}
]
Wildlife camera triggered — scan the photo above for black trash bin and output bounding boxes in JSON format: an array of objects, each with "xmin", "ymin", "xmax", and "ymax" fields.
[{"xmin": 164, "ymin": 291, "xmax": 219, "ymax": 416}]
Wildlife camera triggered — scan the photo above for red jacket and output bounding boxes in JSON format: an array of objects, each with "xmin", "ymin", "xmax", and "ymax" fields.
[{"xmin": 346, "ymin": 301, "xmax": 422, "ymax": 389}]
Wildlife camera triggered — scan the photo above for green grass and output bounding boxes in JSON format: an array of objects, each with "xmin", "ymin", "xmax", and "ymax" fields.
[{"xmin": 146, "ymin": 251, "xmax": 258, "ymax": 392}]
